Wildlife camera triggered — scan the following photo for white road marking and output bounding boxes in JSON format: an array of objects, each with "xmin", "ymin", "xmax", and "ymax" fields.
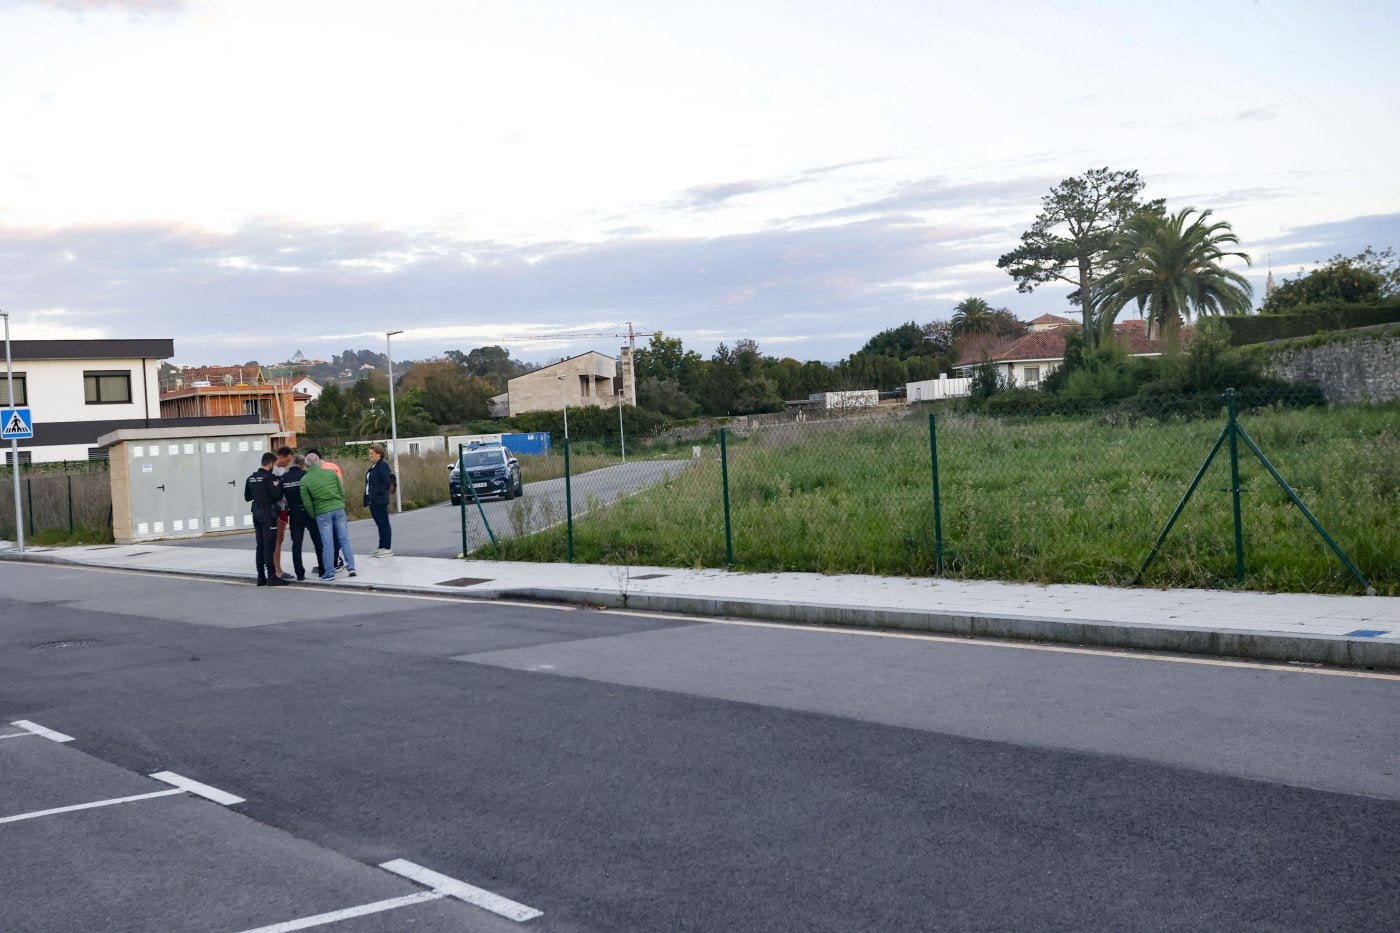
[
  {"xmin": 0, "ymin": 732, "xmax": 37, "ymax": 741},
  {"xmin": 233, "ymin": 891, "xmax": 444, "ymax": 933},
  {"xmin": 380, "ymin": 858, "xmax": 543, "ymax": 922},
  {"xmin": 0, "ymin": 788, "xmax": 183, "ymax": 824},
  {"xmin": 600, "ymin": 610, "xmax": 1400, "ymax": 680},
  {"xmin": 10, "ymin": 719, "xmax": 76, "ymax": 742},
  {"xmin": 149, "ymin": 770, "xmax": 245, "ymax": 805}
]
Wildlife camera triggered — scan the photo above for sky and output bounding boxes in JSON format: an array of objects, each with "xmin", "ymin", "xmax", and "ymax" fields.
[{"xmin": 1, "ymin": 0, "xmax": 1398, "ymax": 367}]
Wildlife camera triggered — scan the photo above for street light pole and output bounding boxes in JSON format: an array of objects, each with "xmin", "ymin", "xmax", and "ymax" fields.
[
  {"xmin": 385, "ymin": 330, "xmax": 403, "ymax": 513},
  {"xmin": 2, "ymin": 311, "xmax": 22, "ymax": 553},
  {"xmin": 557, "ymin": 374, "xmax": 569, "ymax": 441}
]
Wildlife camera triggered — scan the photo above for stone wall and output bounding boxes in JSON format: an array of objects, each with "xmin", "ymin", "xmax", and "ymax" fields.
[{"xmin": 1262, "ymin": 334, "xmax": 1400, "ymax": 404}]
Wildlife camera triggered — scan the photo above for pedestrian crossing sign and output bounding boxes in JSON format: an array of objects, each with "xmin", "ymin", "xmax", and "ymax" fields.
[{"xmin": 1, "ymin": 407, "xmax": 33, "ymax": 439}]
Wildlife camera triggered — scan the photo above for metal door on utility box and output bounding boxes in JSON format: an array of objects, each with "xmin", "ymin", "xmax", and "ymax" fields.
[
  {"xmin": 198, "ymin": 436, "xmax": 266, "ymax": 533},
  {"xmin": 127, "ymin": 440, "xmax": 205, "ymax": 539}
]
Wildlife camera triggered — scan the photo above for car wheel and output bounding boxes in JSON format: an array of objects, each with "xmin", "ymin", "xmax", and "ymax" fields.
[
  {"xmin": 450, "ymin": 495, "xmax": 461, "ymax": 506},
  {"xmin": 502, "ymin": 483, "xmax": 514, "ymax": 500},
  {"xmin": 515, "ymin": 477, "xmax": 524, "ymax": 497}
]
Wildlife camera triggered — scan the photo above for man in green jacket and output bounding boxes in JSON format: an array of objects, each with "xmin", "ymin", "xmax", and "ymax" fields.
[{"xmin": 301, "ymin": 452, "xmax": 357, "ymax": 581}]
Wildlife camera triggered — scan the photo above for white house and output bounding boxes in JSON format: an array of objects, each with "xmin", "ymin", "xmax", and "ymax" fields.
[
  {"xmin": 2, "ymin": 338, "xmax": 263, "ymax": 465},
  {"xmin": 290, "ymin": 375, "xmax": 323, "ymax": 403}
]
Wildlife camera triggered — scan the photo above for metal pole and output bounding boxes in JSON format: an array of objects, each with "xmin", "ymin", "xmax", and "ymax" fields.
[
  {"xmin": 558, "ymin": 375, "xmax": 569, "ymax": 441},
  {"xmin": 67, "ymin": 474, "xmax": 74, "ymax": 534},
  {"xmin": 929, "ymin": 413, "xmax": 943, "ymax": 575},
  {"xmin": 564, "ymin": 437, "xmax": 574, "ymax": 562},
  {"xmin": 1227, "ymin": 388, "xmax": 1245, "ymax": 583},
  {"xmin": 720, "ymin": 428, "xmax": 733, "ymax": 566},
  {"xmin": 458, "ymin": 444, "xmax": 469, "ymax": 559},
  {"xmin": 618, "ymin": 398, "xmax": 625, "ymax": 463},
  {"xmin": 1235, "ymin": 424, "xmax": 1375, "ymax": 595},
  {"xmin": 3, "ymin": 311, "xmax": 22, "ymax": 553},
  {"xmin": 386, "ymin": 330, "xmax": 403, "ymax": 513}
]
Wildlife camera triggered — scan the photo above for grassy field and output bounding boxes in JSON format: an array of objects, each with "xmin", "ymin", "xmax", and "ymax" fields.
[{"xmin": 486, "ymin": 403, "xmax": 1400, "ymax": 595}]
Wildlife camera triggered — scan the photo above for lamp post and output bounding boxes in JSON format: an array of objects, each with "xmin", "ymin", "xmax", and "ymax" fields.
[
  {"xmin": 385, "ymin": 330, "xmax": 403, "ymax": 513},
  {"xmin": 2, "ymin": 310, "xmax": 22, "ymax": 553},
  {"xmin": 557, "ymin": 373, "xmax": 569, "ymax": 441},
  {"xmin": 617, "ymin": 387, "xmax": 625, "ymax": 463}
]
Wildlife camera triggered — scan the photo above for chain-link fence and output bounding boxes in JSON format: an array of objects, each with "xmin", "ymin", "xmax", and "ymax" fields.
[
  {"xmin": 0, "ymin": 461, "xmax": 113, "ymax": 543},
  {"xmin": 463, "ymin": 390, "xmax": 1397, "ymax": 595}
]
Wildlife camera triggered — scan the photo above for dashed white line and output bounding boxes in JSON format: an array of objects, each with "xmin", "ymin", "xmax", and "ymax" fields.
[
  {"xmin": 380, "ymin": 858, "xmax": 543, "ymax": 922},
  {"xmin": 233, "ymin": 891, "xmax": 445, "ymax": 933},
  {"xmin": 149, "ymin": 770, "xmax": 245, "ymax": 805},
  {"xmin": 0, "ymin": 788, "xmax": 184, "ymax": 825},
  {"xmin": 10, "ymin": 719, "xmax": 76, "ymax": 742}
]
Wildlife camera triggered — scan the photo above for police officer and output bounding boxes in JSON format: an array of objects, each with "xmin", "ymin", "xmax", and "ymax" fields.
[
  {"xmin": 245, "ymin": 451, "xmax": 289, "ymax": 586},
  {"xmin": 280, "ymin": 453, "xmax": 324, "ymax": 580}
]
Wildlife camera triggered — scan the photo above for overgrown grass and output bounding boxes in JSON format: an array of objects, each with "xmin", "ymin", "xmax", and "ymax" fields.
[{"xmin": 484, "ymin": 403, "xmax": 1400, "ymax": 595}]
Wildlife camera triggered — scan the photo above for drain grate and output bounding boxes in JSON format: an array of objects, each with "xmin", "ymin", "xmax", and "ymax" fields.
[
  {"xmin": 630, "ymin": 573, "xmax": 669, "ymax": 580},
  {"xmin": 31, "ymin": 639, "xmax": 99, "ymax": 651},
  {"xmin": 436, "ymin": 577, "xmax": 495, "ymax": 588}
]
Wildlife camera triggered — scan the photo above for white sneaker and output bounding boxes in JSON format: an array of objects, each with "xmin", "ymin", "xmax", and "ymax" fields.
[
  {"xmin": 371, "ymin": 548, "xmax": 386, "ymax": 557},
  {"xmin": 379, "ymin": 549, "xmax": 393, "ymax": 557}
]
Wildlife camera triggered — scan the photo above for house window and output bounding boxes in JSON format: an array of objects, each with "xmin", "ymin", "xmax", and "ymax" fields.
[
  {"xmin": 4, "ymin": 449, "xmax": 32, "ymax": 467},
  {"xmin": 84, "ymin": 371, "xmax": 132, "ymax": 404},
  {"xmin": 1024, "ymin": 366, "xmax": 1040, "ymax": 384},
  {"xmin": 244, "ymin": 400, "xmax": 259, "ymax": 416},
  {"xmin": 0, "ymin": 374, "xmax": 26, "ymax": 406},
  {"xmin": 88, "ymin": 447, "xmax": 110, "ymax": 461},
  {"xmin": 578, "ymin": 375, "xmax": 592, "ymax": 398}
]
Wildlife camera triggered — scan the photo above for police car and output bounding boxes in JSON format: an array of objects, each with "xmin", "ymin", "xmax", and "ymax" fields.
[{"xmin": 449, "ymin": 443, "xmax": 524, "ymax": 504}]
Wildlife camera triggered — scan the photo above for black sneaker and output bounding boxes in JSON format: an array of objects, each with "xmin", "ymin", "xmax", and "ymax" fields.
[
  {"xmin": 268, "ymin": 578, "xmax": 291, "ymax": 587},
  {"xmin": 347, "ymin": 570, "xmax": 357, "ymax": 578}
]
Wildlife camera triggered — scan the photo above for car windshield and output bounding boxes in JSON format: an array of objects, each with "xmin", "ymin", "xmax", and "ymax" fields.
[{"xmin": 461, "ymin": 449, "xmax": 506, "ymax": 468}]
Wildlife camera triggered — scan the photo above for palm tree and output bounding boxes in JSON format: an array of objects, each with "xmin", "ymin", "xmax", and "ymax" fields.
[
  {"xmin": 1098, "ymin": 208, "xmax": 1253, "ymax": 346},
  {"xmin": 951, "ymin": 297, "xmax": 997, "ymax": 336}
]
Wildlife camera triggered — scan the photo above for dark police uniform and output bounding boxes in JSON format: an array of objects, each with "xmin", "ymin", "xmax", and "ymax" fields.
[
  {"xmin": 244, "ymin": 464, "xmax": 284, "ymax": 585},
  {"xmin": 280, "ymin": 465, "xmax": 324, "ymax": 580}
]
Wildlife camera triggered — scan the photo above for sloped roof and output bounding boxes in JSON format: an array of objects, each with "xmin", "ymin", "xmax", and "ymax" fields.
[
  {"xmin": 955, "ymin": 321, "xmax": 1186, "ymax": 368},
  {"xmin": 1028, "ymin": 313, "xmax": 1077, "ymax": 329}
]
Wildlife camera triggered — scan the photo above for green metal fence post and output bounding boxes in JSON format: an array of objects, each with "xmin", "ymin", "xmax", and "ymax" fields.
[
  {"xmin": 26, "ymin": 477, "xmax": 34, "ymax": 538},
  {"xmin": 1235, "ymin": 424, "xmax": 1376, "ymax": 595},
  {"xmin": 564, "ymin": 437, "xmax": 575, "ymax": 562},
  {"xmin": 67, "ymin": 474, "xmax": 74, "ymax": 534},
  {"xmin": 1226, "ymin": 388, "xmax": 1245, "ymax": 583},
  {"xmin": 929, "ymin": 413, "xmax": 944, "ymax": 575},
  {"xmin": 457, "ymin": 444, "xmax": 469, "ymax": 558},
  {"xmin": 720, "ymin": 428, "xmax": 734, "ymax": 567}
]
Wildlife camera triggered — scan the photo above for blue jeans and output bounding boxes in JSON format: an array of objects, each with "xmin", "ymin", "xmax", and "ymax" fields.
[
  {"xmin": 369, "ymin": 502, "xmax": 391, "ymax": 550},
  {"xmin": 314, "ymin": 509, "xmax": 355, "ymax": 575}
]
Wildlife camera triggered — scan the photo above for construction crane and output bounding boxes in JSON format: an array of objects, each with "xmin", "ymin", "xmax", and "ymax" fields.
[{"xmin": 499, "ymin": 321, "xmax": 656, "ymax": 351}]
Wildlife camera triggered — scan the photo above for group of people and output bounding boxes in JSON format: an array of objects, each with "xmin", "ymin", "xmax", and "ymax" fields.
[{"xmin": 243, "ymin": 444, "xmax": 396, "ymax": 586}]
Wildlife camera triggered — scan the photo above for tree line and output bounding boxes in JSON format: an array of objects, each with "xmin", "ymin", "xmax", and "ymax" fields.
[{"xmin": 305, "ymin": 166, "xmax": 1394, "ymax": 433}]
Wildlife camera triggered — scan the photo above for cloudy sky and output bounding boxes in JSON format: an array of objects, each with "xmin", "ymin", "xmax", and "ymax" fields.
[{"xmin": 2, "ymin": 0, "xmax": 1397, "ymax": 366}]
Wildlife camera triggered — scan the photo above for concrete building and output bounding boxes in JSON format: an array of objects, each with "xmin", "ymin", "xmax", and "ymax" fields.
[{"xmin": 502, "ymin": 348, "xmax": 636, "ymax": 417}]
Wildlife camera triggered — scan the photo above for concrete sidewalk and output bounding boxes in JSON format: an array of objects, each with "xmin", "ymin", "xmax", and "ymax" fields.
[{"xmin": 2, "ymin": 540, "xmax": 1397, "ymax": 671}]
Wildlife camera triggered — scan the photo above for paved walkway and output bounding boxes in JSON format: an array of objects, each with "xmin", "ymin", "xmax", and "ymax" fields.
[{"xmin": 3, "ymin": 538, "xmax": 1396, "ymax": 671}]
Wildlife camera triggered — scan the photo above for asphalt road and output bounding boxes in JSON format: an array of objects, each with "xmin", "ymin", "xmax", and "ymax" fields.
[
  {"xmin": 181, "ymin": 459, "xmax": 697, "ymax": 560},
  {"xmin": 2, "ymin": 562, "xmax": 1398, "ymax": 931}
]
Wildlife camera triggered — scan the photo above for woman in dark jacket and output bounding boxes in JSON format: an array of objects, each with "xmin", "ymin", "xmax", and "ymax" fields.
[{"xmin": 365, "ymin": 443, "xmax": 393, "ymax": 556}]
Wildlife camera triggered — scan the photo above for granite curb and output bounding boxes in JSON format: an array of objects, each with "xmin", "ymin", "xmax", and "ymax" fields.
[{"xmin": 7, "ymin": 548, "xmax": 1395, "ymax": 672}]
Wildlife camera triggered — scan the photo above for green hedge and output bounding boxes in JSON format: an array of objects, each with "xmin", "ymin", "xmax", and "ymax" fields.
[{"xmin": 1213, "ymin": 300, "xmax": 1400, "ymax": 345}]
